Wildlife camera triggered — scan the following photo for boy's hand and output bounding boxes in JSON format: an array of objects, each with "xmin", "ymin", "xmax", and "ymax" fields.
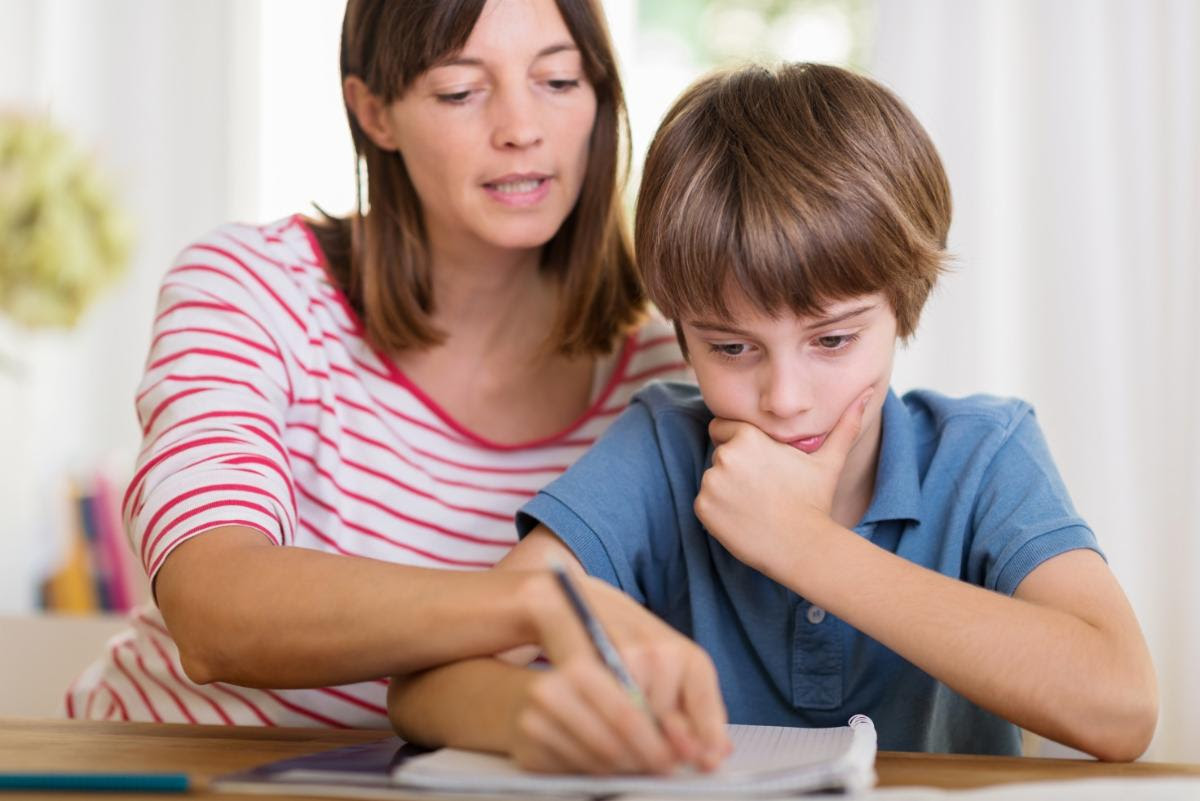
[
  {"xmin": 511, "ymin": 574, "xmax": 732, "ymax": 774},
  {"xmin": 696, "ymin": 389, "xmax": 872, "ymax": 577}
]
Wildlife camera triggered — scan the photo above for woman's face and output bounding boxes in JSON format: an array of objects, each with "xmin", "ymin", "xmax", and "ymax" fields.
[{"xmin": 386, "ymin": 0, "xmax": 597, "ymax": 259}]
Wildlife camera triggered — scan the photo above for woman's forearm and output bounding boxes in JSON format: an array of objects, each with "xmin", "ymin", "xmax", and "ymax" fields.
[{"xmin": 155, "ymin": 526, "xmax": 542, "ymax": 688}]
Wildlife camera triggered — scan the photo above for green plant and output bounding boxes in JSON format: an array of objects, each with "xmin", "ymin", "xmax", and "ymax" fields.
[{"xmin": 0, "ymin": 115, "xmax": 131, "ymax": 330}]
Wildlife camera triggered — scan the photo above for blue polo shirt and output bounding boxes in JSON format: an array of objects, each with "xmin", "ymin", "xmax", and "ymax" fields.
[{"xmin": 516, "ymin": 382, "xmax": 1101, "ymax": 755}]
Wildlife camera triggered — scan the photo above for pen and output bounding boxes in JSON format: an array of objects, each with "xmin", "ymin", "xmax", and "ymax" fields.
[
  {"xmin": 549, "ymin": 560, "xmax": 650, "ymax": 711},
  {"xmin": 0, "ymin": 772, "xmax": 189, "ymax": 792}
]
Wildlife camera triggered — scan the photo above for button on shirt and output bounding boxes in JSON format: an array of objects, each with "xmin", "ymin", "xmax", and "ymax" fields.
[{"xmin": 516, "ymin": 382, "xmax": 1102, "ymax": 755}]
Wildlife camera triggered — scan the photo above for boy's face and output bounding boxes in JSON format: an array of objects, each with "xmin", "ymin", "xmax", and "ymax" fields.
[{"xmin": 681, "ymin": 291, "xmax": 896, "ymax": 456}]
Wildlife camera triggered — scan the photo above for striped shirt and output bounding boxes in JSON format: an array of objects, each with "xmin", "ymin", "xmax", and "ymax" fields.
[{"xmin": 65, "ymin": 215, "xmax": 690, "ymax": 728}]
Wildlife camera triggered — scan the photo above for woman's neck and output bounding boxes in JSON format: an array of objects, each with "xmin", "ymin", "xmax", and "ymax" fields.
[
  {"xmin": 390, "ymin": 235, "xmax": 596, "ymax": 445},
  {"xmin": 426, "ymin": 235, "xmax": 555, "ymax": 362}
]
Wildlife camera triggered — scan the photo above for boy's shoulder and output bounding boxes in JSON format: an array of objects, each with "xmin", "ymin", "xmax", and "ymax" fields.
[
  {"xmin": 612, "ymin": 381, "xmax": 713, "ymax": 471},
  {"xmin": 629, "ymin": 380, "xmax": 712, "ymax": 426},
  {"xmin": 899, "ymin": 388, "xmax": 1034, "ymax": 440}
]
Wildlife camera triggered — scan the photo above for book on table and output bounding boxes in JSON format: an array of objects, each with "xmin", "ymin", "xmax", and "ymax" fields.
[{"xmin": 211, "ymin": 715, "xmax": 877, "ymax": 799}]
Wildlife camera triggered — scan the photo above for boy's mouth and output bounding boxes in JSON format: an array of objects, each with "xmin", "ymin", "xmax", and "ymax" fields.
[{"xmin": 788, "ymin": 434, "xmax": 826, "ymax": 453}]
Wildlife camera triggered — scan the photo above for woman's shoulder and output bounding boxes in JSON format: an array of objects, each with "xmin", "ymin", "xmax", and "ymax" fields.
[
  {"xmin": 173, "ymin": 215, "xmax": 326, "ymax": 277},
  {"xmin": 618, "ymin": 311, "xmax": 692, "ymax": 387},
  {"xmin": 164, "ymin": 215, "xmax": 335, "ymax": 307},
  {"xmin": 156, "ymin": 215, "xmax": 350, "ymax": 351}
]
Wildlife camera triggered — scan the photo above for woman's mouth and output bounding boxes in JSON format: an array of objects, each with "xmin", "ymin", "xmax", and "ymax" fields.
[{"xmin": 482, "ymin": 174, "xmax": 552, "ymax": 207}]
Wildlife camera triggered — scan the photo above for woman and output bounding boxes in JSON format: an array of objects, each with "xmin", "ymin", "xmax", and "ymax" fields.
[{"xmin": 65, "ymin": 0, "xmax": 718, "ymax": 760}]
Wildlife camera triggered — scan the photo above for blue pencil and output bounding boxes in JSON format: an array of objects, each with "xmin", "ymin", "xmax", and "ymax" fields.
[
  {"xmin": 0, "ymin": 772, "xmax": 189, "ymax": 792},
  {"xmin": 549, "ymin": 560, "xmax": 650, "ymax": 711}
]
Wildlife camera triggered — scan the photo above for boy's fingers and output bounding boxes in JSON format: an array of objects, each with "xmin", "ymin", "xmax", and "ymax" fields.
[
  {"xmin": 708, "ymin": 417, "xmax": 749, "ymax": 446},
  {"xmin": 819, "ymin": 388, "xmax": 874, "ymax": 468}
]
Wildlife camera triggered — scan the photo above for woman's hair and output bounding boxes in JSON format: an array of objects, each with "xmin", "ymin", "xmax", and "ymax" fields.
[
  {"xmin": 310, "ymin": 0, "xmax": 642, "ymax": 356},
  {"xmin": 635, "ymin": 62, "xmax": 951, "ymax": 341}
]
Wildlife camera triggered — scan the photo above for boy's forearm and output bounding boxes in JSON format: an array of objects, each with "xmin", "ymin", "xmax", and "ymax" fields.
[
  {"xmin": 389, "ymin": 658, "xmax": 534, "ymax": 751},
  {"xmin": 779, "ymin": 521, "xmax": 1156, "ymax": 761}
]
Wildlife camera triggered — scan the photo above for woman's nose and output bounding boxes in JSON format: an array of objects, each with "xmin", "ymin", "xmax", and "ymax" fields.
[{"xmin": 490, "ymin": 87, "xmax": 544, "ymax": 150}]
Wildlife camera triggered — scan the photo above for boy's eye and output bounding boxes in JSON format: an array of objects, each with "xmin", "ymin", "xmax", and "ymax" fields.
[
  {"xmin": 816, "ymin": 334, "xmax": 858, "ymax": 351},
  {"xmin": 435, "ymin": 90, "xmax": 473, "ymax": 104},
  {"xmin": 709, "ymin": 343, "xmax": 747, "ymax": 359}
]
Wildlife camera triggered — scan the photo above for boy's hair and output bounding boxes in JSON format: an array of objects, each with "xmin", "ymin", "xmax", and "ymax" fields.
[{"xmin": 635, "ymin": 62, "xmax": 951, "ymax": 341}]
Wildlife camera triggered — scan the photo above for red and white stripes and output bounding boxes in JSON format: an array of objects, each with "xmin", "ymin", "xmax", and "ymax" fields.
[{"xmin": 66, "ymin": 215, "xmax": 689, "ymax": 728}]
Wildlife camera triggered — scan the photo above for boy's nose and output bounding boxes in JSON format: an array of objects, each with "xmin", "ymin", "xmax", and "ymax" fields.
[{"xmin": 759, "ymin": 363, "xmax": 814, "ymax": 420}]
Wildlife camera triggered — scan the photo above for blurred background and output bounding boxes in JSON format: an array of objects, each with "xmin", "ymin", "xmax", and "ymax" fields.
[{"xmin": 0, "ymin": 0, "xmax": 1196, "ymax": 761}]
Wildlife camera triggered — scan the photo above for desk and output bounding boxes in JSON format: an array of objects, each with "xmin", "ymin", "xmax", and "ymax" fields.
[{"xmin": 1, "ymin": 718, "xmax": 1198, "ymax": 798}]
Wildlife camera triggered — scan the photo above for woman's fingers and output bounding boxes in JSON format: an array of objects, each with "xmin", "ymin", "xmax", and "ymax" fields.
[
  {"xmin": 517, "ymin": 660, "xmax": 676, "ymax": 774},
  {"xmin": 682, "ymin": 650, "xmax": 733, "ymax": 769},
  {"xmin": 565, "ymin": 658, "xmax": 677, "ymax": 774},
  {"xmin": 531, "ymin": 666, "xmax": 640, "ymax": 773},
  {"xmin": 511, "ymin": 699, "xmax": 602, "ymax": 774}
]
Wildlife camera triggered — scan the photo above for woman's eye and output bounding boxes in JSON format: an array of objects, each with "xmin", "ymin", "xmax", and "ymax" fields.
[{"xmin": 546, "ymin": 78, "xmax": 581, "ymax": 92}]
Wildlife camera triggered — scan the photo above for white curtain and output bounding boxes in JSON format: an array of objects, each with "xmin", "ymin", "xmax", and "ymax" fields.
[
  {"xmin": 0, "ymin": 0, "xmax": 254, "ymax": 611},
  {"xmin": 873, "ymin": 0, "xmax": 1200, "ymax": 762}
]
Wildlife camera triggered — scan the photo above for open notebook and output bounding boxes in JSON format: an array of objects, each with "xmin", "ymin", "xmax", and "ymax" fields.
[
  {"xmin": 213, "ymin": 716, "xmax": 875, "ymax": 799},
  {"xmin": 393, "ymin": 715, "xmax": 876, "ymax": 797}
]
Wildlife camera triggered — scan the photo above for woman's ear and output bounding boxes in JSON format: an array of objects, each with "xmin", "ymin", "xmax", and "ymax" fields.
[{"xmin": 343, "ymin": 76, "xmax": 399, "ymax": 151}]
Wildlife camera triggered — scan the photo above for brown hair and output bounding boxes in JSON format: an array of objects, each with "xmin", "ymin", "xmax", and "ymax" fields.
[
  {"xmin": 310, "ymin": 0, "xmax": 643, "ymax": 357},
  {"xmin": 635, "ymin": 62, "xmax": 951, "ymax": 341}
]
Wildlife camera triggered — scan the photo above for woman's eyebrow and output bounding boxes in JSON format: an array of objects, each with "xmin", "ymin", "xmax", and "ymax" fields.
[{"xmin": 435, "ymin": 43, "xmax": 579, "ymax": 70}]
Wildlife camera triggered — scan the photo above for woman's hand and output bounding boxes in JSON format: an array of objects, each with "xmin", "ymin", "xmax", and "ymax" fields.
[{"xmin": 509, "ymin": 571, "xmax": 731, "ymax": 774}]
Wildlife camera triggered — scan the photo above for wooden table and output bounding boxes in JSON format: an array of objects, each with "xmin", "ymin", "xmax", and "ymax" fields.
[{"xmin": 1, "ymin": 718, "xmax": 1198, "ymax": 799}]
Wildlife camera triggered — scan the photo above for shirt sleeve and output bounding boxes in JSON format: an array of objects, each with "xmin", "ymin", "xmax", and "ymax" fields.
[
  {"xmin": 516, "ymin": 399, "xmax": 683, "ymax": 605},
  {"xmin": 968, "ymin": 409, "xmax": 1103, "ymax": 595},
  {"xmin": 123, "ymin": 231, "xmax": 302, "ymax": 582}
]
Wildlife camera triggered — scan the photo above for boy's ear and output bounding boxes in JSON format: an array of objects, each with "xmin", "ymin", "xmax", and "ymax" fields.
[{"xmin": 343, "ymin": 76, "xmax": 399, "ymax": 152}]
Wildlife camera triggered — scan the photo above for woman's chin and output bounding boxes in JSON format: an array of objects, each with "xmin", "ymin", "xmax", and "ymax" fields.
[{"xmin": 478, "ymin": 221, "xmax": 569, "ymax": 254}]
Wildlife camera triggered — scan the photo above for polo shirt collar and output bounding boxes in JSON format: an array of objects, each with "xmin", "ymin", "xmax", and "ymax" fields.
[{"xmin": 858, "ymin": 388, "xmax": 922, "ymax": 526}]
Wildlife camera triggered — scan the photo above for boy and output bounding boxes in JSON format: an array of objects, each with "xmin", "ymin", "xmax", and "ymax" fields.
[{"xmin": 388, "ymin": 63, "xmax": 1156, "ymax": 771}]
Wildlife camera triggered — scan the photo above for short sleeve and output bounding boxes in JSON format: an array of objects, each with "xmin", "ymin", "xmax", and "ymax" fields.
[
  {"xmin": 968, "ymin": 410, "xmax": 1102, "ymax": 595},
  {"xmin": 517, "ymin": 399, "xmax": 683, "ymax": 605},
  {"xmin": 124, "ymin": 228, "xmax": 303, "ymax": 582}
]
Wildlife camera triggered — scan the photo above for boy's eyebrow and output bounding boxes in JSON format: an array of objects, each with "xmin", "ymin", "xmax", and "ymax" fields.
[
  {"xmin": 687, "ymin": 304, "xmax": 878, "ymax": 336},
  {"xmin": 804, "ymin": 303, "xmax": 878, "ymax": 330},
  {"xmin": 434, "ymin": 43, "xmax": 579, "ymax": 69}
]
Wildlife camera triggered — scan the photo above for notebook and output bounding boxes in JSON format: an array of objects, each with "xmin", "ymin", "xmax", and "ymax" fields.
[
  {"xmin": 391, "ymin": 715, "xmax": 876, "ymax": 797},
  {"xmin": 212, "ymin": 715, "xmax": 875, "ymax": 799}
]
